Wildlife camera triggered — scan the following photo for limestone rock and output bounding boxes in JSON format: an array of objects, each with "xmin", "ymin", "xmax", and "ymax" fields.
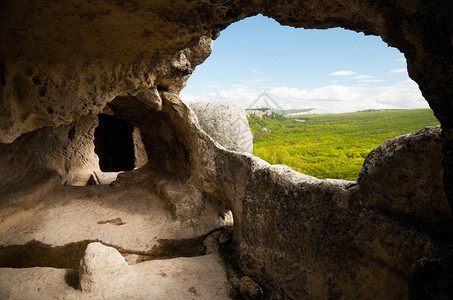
[
  {"xmin": 0, "ymin": 254, "xmax": 232, "ymax": 299},
  {"xmin": 132, "ymin": 127, "xmax": 149, "ymax": 169},
  {"xmin": 357, "ymin": 126, "xmax": 451, "ymax": 223},
  {"xmin": 189, "ymin": 100, "xmax": 253, "ymax": 153},
  {"xmin": 220, "ymin": 150, "xmax": 436, "ymax": 299},
  {"xmin": 0, "ymin": 1, "xmax": 452, "ymax": 299},
  {"xmin": 0, "ymin": 0, "xmax": 452, "ymax": 208},
  {"xmin": 203, "ymin": 231, "xmax": 221, "ymax": 254},
  {"xmin": 0, "ymin": 114, "xmax": 100, "ymax": 218},
  {"xmin": 79, "ymin": 242, "xmax": 132, "ymax": 294},
  {"xmin": 408, "ymin": 249, "xmax": 453, "ymax": 300},
  {"xmin": 240, "ymin": 276, "xmax": 263, "ymax": 300},
  {"xmin": 130, "ymin": 86, "xmax": 162, "ymax": 111},
  {"xmin": 218, "ymin": 230, "xmax": 232, "ymax": 244}
]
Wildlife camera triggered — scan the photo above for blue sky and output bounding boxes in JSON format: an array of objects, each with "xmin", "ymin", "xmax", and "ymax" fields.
[{"xmin": 180, "ymin": 15, "xmax": 428, "ymax": 114}]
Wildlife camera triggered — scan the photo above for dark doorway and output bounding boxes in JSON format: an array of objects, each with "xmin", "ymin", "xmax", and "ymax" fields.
[{"xmin": 94, "ymin": 114, "xmax": 135, "ymax": 172}]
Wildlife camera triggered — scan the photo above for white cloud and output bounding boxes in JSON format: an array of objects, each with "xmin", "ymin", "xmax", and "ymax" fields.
[
  {"xmin": 206, "ymin": 83, "xmax": 221, "ymax": 89},
  {"xmin": 250, "ymin": 69, "xmax": 266, "ymax": 76},
  {"xmin": 330, "ymin": 70, "xmax": 356, "ymax": 76},
  {"xmin": 180, "ymin": 79, "xmax": 428, "ymax": 114},
  {"xmin": 389, "ymin": 68, "xmax": 407, "ymax": 74},
  {"xmin": 180, "ymin": 92, "xmax": 218, "ymax": 103},
  {"xmin": 353, "ymin": 75, "xmax": 374, "ymax": 79},
  {"xmin": 239, "ymin": 77, "xmax": 273, "ymax": 86},
  {"xmin": 357, "ymin": 79, "xmax": 386, "ymax": 83},
  {"xmin": 219, "ymin": 87, "xmax": 258, "ymax": 101},
  {"xmin": 367, "ymin": 79, "xmax": 426, "ymax": 107}
]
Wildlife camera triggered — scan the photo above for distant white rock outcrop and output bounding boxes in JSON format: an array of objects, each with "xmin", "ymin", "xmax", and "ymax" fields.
[
  {"xmin": 285, "ymin": 109, "xmax": 316, "ymax": 116},
  {"xmin": 245, "ymin": 109, "xmax": 274, "ymax": 118}
]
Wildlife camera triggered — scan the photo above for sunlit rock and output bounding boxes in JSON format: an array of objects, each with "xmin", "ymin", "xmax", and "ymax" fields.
[
  {"xmin": 79, "ymin": 242, "xmax": 132, "ymax": 294},
  {"xmin": 0, "ymin": 0, "xmax": 452, "ymax": 299},
  {"xmin": 190, "ymin": 100, "xmax": 253, "ymax": 153}
]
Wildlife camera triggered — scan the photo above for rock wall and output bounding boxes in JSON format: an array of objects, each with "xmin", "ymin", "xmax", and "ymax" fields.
[
  {"xmin": 190, "ymin": 100, "xmax": 253, "ymax": 153},
  {"xmin": 1, "ymin": 0, "xmax": 453, "ymax": 299},
  {"xmin": 215, "ymin": 126, "xmax": 451, "ymax": 298},
  {"xmin": 1, "ymin": 0, "xmax": 452, "ymax": 207},
  {"xmin": 0, "ymin": 114, "xmax": 100, "ymax": 219},
  {"xmin": 356, "ymin": 126, "xmax": 450, "ymax": 224},
  {"xmin": 0, "ymin": 110, "xmax": 150, "ymax": 220}
]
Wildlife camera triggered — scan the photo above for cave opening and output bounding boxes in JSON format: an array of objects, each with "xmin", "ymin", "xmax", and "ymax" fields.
[
  {"xmin": 94, "ymin": 114, "xmax": 136, "ymax": 172},
  {"xmin": 182, "ymin": 14, "xmax": 438, "ymax": 181}
]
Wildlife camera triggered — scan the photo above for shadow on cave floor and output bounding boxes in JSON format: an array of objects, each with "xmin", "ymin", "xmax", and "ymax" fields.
[
  {"xmin": 0, "ymin": 176, "xmax": 232, "ymax": 257},
  {"xmin": 0, "ymin": 228, "xmax": 232, "ymax": 269},
  {"xmin": 0, "ymin": 177, "xmax": 237, "ymax": 298}
]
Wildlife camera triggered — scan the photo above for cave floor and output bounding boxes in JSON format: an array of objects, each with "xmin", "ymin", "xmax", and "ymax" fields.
[
  {"xmin": 0, "ymin": 184, "xmax": 234, "ymax": 299},
  {"xmin": 0, "ymin": 184, "xmax": 226, "ymax": 251},
  {"xmin": 0, "ymin": 254, "xmax": 232, "ymax": 299}
]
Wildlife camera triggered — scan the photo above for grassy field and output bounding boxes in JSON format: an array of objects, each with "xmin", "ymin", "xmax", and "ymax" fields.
[{"xmin": 248, "ymin": 109, "xmax": 439, "ymax": 181}]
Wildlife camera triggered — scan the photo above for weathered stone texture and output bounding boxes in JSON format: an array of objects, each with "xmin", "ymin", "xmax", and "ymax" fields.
[
  {"xmin": 79, "ymin": 242, "xmax": 132, "ymax": 294},
  {"xmin": 190, "ymin": 100, "xmax": 253, "ymax": 153},
  {"xmin": 0, "ymin": 114, "xmax": 100, "ymax": 219},
  {"xmin": 0, "ymin": 0, "xmax": 452, "ymax": 299},
  {"xmin": 1, "ymin": 0, "xmax": 452, "ymax": 209},
  {"xmin": 409, "ymin": 249, "xmax": 453, "ymax": 300},
  {"xmin": 357, "ymin": 126, "xmax": 451, "ymax": 224},
  {"xmin": 219, "ymin": 158, "xmax": 435, "ymax": 299},
  {"xmin": 240, "ymin": 276, "xmax": 263, "ymax": 300}
]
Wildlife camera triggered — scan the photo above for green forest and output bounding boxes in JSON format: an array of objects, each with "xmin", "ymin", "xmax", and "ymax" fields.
[{"xmin": 247, "ymin": 109, "xmax": 439, "ymax": 181}]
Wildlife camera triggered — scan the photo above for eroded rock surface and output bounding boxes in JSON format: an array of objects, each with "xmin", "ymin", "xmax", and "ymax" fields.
[
  {"xmin": 357, "ymin": 126, "xmax": 451, "ymax": 224},
  {"xmin": 190, "ymin": 100, "xmax": 253, "ymax": 153},
  {"xmin": 240, "ymin": 276, "xmax": 263, "ymax": 300},
  {"xmin": 0, "ymin": 0, "xmax": 452, "ymax": 299},
  {"xmin": 409, "ymin": 249, "xmax": 453, "ymax": 300},
  {"xmin": 79, "ymin": 242, "xmax": 132, "ymax": 294},
  {"xmin": 0, "ymin": 254, "xmax": 232, "ymax": 299}
]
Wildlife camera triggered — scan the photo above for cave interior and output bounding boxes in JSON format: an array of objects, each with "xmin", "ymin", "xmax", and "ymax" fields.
[{"xmin": 0, "ymin": 0, "xmax": 452, "ymax": 299}]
